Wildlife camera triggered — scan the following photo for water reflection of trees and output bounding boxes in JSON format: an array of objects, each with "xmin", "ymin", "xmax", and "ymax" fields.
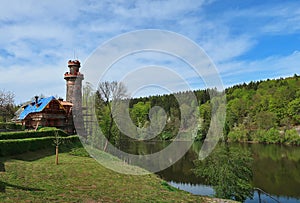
[
  {"xmin": 193, "ymin": 143, "xmax": 253, "ymax": 202},
  {"xmin": 251, "ymin": 144, "xmax": 300, "ymax": 198}
]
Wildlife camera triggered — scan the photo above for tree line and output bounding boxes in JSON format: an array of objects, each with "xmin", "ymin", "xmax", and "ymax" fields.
[
  {"xmin": 92, "ymin": 74, "xmax": 300, "ymax": 146},
  {"xmin": 2, "ymin": 74, "xmax": 299, "ymax": 145}
]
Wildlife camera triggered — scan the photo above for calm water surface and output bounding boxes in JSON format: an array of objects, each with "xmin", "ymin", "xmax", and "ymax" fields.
[{"xmin": 120, "ymin": 141, "xmax": 300, "ymax": 203}]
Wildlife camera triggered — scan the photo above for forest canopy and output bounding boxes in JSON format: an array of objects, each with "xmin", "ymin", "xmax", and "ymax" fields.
[{"xmin": 91, "ymin": 74, "xmax": 300, "ymax": 146}]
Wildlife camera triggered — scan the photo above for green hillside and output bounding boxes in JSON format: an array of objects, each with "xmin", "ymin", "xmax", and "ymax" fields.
[
  {"xmin": 94, "ymin": 74, "xmax": 300, "ymax": 145},
  {"xmin": 203, "ymin": 74, "xmax": 300, "ymax": 144}
]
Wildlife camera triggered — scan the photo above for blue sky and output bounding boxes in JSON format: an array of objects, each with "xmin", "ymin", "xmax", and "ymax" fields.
[{"xmin": 0, "ymin": 0, "xmax": 299, "ymax": 103}]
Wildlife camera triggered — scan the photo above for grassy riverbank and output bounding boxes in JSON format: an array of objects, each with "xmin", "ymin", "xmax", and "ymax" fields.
[{"xmin": 0, "ymin": 148, "xmax": 236, "ymax": 203}]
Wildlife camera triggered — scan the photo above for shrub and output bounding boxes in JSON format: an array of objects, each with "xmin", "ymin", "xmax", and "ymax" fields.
[
  {"xmin": 228, "ymin": 130, "xmax": 240, "ymax": 142},
  {"xmin": 252, "ymin": 129, "xmax": 267, "ymax": 143},
  {"xmin": 0, "ymin": 137, "xmax": 53, "ymax": 156},
  {"xmin": 69, "ymin": 147, "xmax": 90, "ymax": 157},
  {"xmin": 265, "ymin": 128, "xmax": 281, "ymax": 144},
  {"xmin": 228, "ymin": 125, "xmax": 249, "ymax": 142},
  {"xmin": 0, "ymin": 135, "xmax": 79, "ymax": 156},
  {"xmin": 160, "ymin": 132, "xmax": 173, "ymax": 140},
  {"xmin": 38, "ymin": 127, "xmax": 59, "ymax": 131},
  {"xmin": 251, "ymin": 128, "xmax": 281, "ymax": 144},
  {"xmin": 0, "ymin": 122, "xmax": 23, "ymax": 131},
  {"xmin": 0, "ymin": 129, "xmax": 68, "ymax": 140},
  {"xmin": 283, "ymin": 129, "xmax": 300, "ymax": 145}
]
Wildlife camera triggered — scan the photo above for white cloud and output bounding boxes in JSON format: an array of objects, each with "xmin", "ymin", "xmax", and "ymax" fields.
[
  {"xmin": 201, "ymin": 33, "xmax": 255, "ymax": 63},
  {"xmin": 0, "ymin": 0, "xmax": 81, "ymax": 22},
  {"xmin": 218, "ymin": 50, "xmax": 300, "ymax": 86},
  {"xmin": 112, "ymin": 0, "xmax": 206, "ymax": 20},
  {"xmin": 218, "ymin": 2, "xmax": 300, "ymax": 35},
  {"xmin": 0, "ymin": 62, "xmax": 67, "ymax": 104}
]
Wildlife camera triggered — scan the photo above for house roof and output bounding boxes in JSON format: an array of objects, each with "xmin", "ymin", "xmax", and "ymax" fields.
[
  {"xmin": 18, "ymin": 96, "xmax": 57, "ymax": 120},
  {"xmin": 59, "ymin": 101, "xmax": 73, "ymax": 106}
]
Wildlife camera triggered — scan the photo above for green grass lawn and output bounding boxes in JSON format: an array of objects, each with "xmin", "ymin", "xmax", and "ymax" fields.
[{"xmin": 0, "ymin": 147, "xmax": 236, "ymax": 202}]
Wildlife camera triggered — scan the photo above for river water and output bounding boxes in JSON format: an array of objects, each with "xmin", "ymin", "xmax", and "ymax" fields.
[{"xmin": 120, "ymin": 141, "xmax": 300, "ymax": 203}]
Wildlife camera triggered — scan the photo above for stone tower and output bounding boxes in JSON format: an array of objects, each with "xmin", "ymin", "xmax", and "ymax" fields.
[{"xmin": 64, "ymin": 60, "xmax": 84, "ymax": 108}]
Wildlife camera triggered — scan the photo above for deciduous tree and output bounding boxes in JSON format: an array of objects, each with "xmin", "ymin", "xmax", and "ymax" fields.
[
  {"xmin": 96, "ymin": 81, "xmax": 127, "ymax": 151},
  {"xmin": 0, "ymin": 90, "xmax": 15, "ymax": 122}
]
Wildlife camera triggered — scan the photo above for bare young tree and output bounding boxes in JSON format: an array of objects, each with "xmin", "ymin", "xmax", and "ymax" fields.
[
  {"xmin": 97, "ymin": 81, "xmax": 127, "ymax": 151},
  {"xmin": 53, "ymin": 130, "xmax": 62, "ymax": 165},
  {"xmin": 0, "ymin": 90, "xmax": 15, "ymax": 122}
]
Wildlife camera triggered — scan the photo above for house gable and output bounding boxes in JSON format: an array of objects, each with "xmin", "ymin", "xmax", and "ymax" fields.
[{"xmin": 19, "ymin": 96, "xmax": 58, "ymax": 120}]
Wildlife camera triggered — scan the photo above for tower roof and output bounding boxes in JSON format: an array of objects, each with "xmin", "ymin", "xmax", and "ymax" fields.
[{"xmin": 68, "ymin": 60, "xmax": 81, "ymax": 67}]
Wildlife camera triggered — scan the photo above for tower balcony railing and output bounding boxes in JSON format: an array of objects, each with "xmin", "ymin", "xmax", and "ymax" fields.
[{"xmin": 64, "ymin": 72, "xmax": 84, "ymax": 77}]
